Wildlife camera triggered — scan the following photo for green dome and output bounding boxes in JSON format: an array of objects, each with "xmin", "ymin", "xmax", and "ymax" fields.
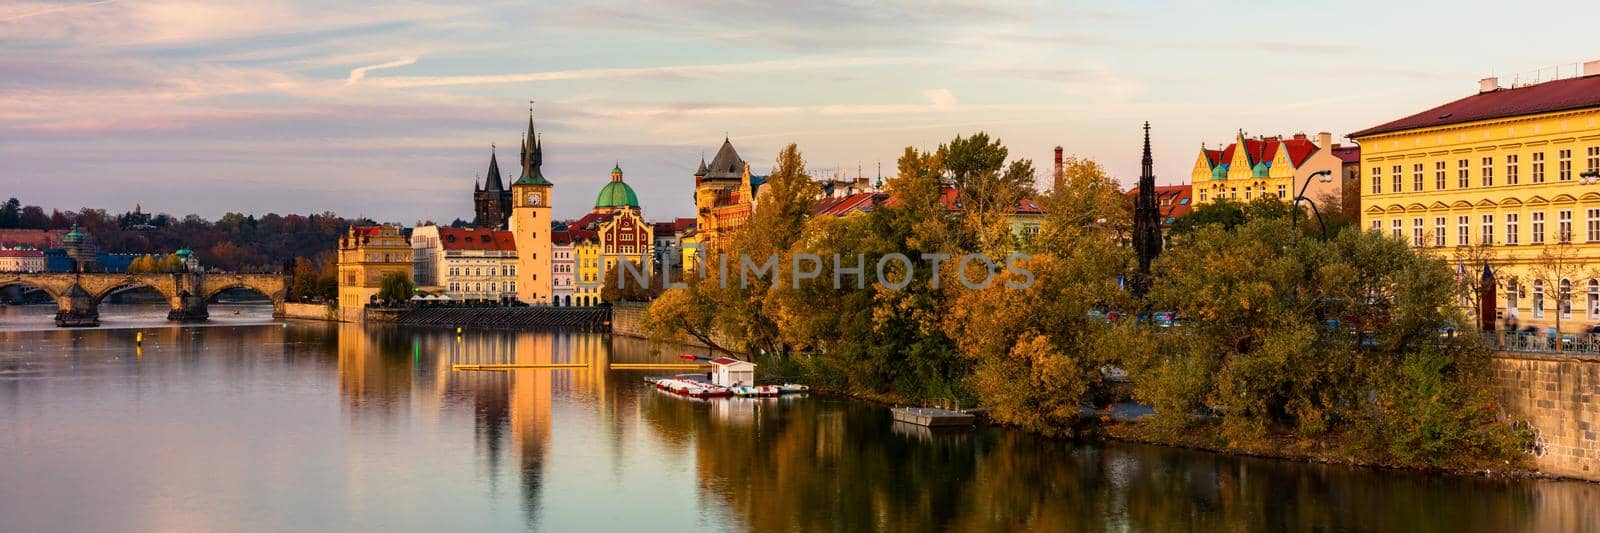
[
  {"xmin": 63, "ymin": 224, "xmax": 85, "ymax": 243},
  {"xmin": 175, "ymin": 248, "xmax": 194, "ymax": 257},
  {"xmin": 595, "ymin": 181, "xmax": 639, "ymax": 209}
]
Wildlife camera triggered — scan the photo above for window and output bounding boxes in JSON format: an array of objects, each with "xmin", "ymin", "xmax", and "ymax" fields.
[
  {"xmin": 1532, "ymin": 212, "xmax": 1546, "ymax": 244},
  {"xmin": 1458, "ymin": 159, "xmax": 1470, "ymax": 188},
  {"xmin": 1244, "ymin": 189, "xmax": 1252, "ymax": 200},
  {"xmin": 1590, "ymin": 208, "xmax": 1600, "ymax": 242},
  {"xmin": 1590, "ymin": 279, "xmax": 1600, "ymax": 320},
  {"xmin": 1411, "ymin": 218, "xmax": 1424, "ymax": 246},
  {"xmin": 1392, "ymin": 165, "xmax": 1403, "ymax": 193},
  {"xmin": 1457, "ymin": 215, "xmax": 1470, "ymax": 246},
  {"xmin": 1561, "ymin": 279, "xmax": 1573, "ymax": 320},
  {"xmin": 1277, "ymin": 184, "xmax": 1286, "ymax": 199},
  {"xmin": 1481, "ymin": 157, "xmax": 1494, "ymax": 187},
  {"xmin": 1481, "ymin": 214, "xmax": 1494, "ymax": 244},
  {"xmin": 1411, "ymin": 163, "xmax": 1424, "ymax": 191},
  {"xmin": 1435, "ymin": 161, "xmax": 1446, "ymax": 190},
  {"xmin": 1589, "ymin": 146, "xmax": 1600, "ymax": 176},
  {"xmin": 1506, "ymin": 213, "xmax": 1519, "ymax": 245},
  {"xmin": 1371, "ymin": 219, "xmax": 1382, "ymax": 232},
  {"xmin": 1559, "ymin": 210, "xmax": 1573, "ymax": 243},
  {"xmin": 1506, "ymin": 154, "xmax": 1520, "ymax": 185},
  {"xmin": 1392, "ymin": 219, "xmax": 1403, "ymax": 240},
  {"xmin": 1199, "ymin": 190, "xmax": 1207, "ymax": 202},
  {"xmin": 1533, "ymin": 280, "xmax": 1546, "ymax": 319},
  {"xmin": 1532, "ymin": 152, "xmax": 1544, "ymax": 183},
  {"xmin": 1507, "ymin": 280, "xmax": 1521, "ymax": 319},
  {"xmin": 1179, "ymin": 198, "xmax": 1190, "ymax": 205},
  {"xmin": 1370, "ymin": 167, "xmax": 1382, "ymax": 194},
  {"xmin": 1560, "ymin": 149, "xmax": 1573, "ymax": 181},
  {"xmin": 1434, "ymin": 217, "xmax": 1446, "ymax": 247}
]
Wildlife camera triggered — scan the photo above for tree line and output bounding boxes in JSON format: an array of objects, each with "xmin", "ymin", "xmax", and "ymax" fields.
[{"xmin": 643, "ymin": 134, "xmax": 1525, "ymax": 469}]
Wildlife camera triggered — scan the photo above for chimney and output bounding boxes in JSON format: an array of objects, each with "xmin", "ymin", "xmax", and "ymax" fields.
[
  {"xmin": 1053, "ymin": 146, "xmax": 1064, "ymax": 189},
  {"xmin": 1480, "ymin": 77, "xmax": 1500, "ymax": 93},
  {"xmin": 1585, "ymin": 60, "xmax": 1600, "ymax": 77},
  {"xmin": 1318, "ymin": 132, "xmax": 1333, "ymax": 150}
]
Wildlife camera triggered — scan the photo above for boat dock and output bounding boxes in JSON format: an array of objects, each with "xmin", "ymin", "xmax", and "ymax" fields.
[{"xmin": 890, "ymin": 407, "xmax": 976, "ymax": 428}]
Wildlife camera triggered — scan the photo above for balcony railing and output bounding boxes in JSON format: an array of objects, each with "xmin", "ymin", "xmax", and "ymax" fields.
[{"xmin": 1487, "ymin": 330, "xmax": 1600, "ymax": 356}]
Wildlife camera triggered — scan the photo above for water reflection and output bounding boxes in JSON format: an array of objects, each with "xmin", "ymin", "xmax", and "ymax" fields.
[{"xmin": 1, "ymin": 320, "xmax": 1595, "ymax": 533}]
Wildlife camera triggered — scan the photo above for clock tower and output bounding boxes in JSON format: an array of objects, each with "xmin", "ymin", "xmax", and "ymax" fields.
[{"xmin": 510, "ymin": 111, "xmax": 554, "ymax": 304}]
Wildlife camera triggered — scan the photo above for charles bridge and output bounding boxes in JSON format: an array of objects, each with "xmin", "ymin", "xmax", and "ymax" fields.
[{"xmin": 0, "ymin": 272, "xmax": 288, "ymax": 326}]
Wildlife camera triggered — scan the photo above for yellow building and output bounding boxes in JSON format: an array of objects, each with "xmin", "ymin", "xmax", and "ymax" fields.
[
  {"xmin": 1352, "ymin": 62, "xmax": 1600, "ymax": 330},
  {"xmin": 693, "ymin": 137, "xmax": 763, "ymax": 252},
  {"xmin": 1191, "ymin": 131, "xmax": 1353, "ymax": 212},
  {"xmin": 337, "ymin": 224, "xmax": 412, "ymax": 322},
  {"xmin": 510, "ymin": 114, "xmax": 554, "ymax": 305},
  {"xmin": 573, "ymin": 234, "xmax": 602, "ymax": 306}
]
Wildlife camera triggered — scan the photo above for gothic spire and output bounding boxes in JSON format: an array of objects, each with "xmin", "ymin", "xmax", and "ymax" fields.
[
  {"xmin": 514, "ymin": 107, "xmax": 551, "ymax": 186},
  {"xmin": 484, "ymin": 145, "xmax": 504, "ymax": 191},
  {"xmin": 1132, "ymin": 121, "xmax": 1162, "ymax": 301}
]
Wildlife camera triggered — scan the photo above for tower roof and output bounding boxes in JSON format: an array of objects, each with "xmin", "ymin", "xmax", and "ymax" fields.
[
  {"xmin": 484, "ymin": 146, "xmax": 505, "ymax": 191},
  {"xmin": 704, "ymin": 137, "xmax": 744, "ymax": 180},
  {"xmin": 695, "ymin": 156, "xmax": 708, "ymax": 177},
  {"xmin": 515, "ymin": 110, "xmax": 552, "ymax": 186}
]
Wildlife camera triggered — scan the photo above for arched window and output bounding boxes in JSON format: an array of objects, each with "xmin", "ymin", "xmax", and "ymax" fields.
[
  {"xmin": 1560, "ymin": 278, "xmax": 1573, "ymax": 320},
  {"xmin": 1533, "ymin": 280, "xmax": 1546, "ymax": 320},
  {"xmin": 1588, "ymin": 279, "xmax": 1598, "ymax": 320}
]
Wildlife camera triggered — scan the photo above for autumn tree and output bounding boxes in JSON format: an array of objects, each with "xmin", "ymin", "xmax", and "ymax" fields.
[{"xmin": 376, "ymin": 272, "xmax": 413, "ymax": 305}]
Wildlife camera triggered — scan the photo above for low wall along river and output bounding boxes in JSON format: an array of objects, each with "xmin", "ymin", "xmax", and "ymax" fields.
[{"xmin": 1491, "ymin": 353, "xmax": 1600, "ymax": 480}]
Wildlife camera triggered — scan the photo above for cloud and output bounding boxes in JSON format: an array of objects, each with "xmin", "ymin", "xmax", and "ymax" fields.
[
  {"xmin": 345, "ymin": 56, "xmax": 418, "ymax": 86},
  {"xmin": 923, "ymin": 89, "xmax": 957, "ymax": 110},
  {"xmin": 0, "ymin": 0, "xmax": 117, "ymax": 22},
  {"xmin": 364, "ymin": 56, "xmax": 933, "ymax": 88}
]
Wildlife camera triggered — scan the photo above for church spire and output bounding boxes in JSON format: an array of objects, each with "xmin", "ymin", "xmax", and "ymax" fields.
[
  {"xmin": 515, "ymin": 104, "xmax": 551, "ymax": 186},
  {"xmin": 1132, "ymin": 121, "xmax": 1162, "ymax": 300},
  {"xmin": 484, "ymin": 144, "xmax": 504, "ymax": 191}
]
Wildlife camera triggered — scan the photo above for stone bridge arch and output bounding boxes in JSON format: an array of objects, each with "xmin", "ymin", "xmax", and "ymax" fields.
[
  {"xmin": 0, "ymin": 272, "xmax": 290, "ymax": 326},
  {"xmin": 79, "ymin": 273, "xmax": 182, "ymax": 306},
  {"xmin": 0, "ymin": 273, "xmax": 68, "ymax": 302}
]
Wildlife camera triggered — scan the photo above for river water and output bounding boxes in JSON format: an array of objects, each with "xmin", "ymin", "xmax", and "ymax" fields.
[{"xmin": 1, "ymin": 303, "xmax": 1596, "ymax": 532}]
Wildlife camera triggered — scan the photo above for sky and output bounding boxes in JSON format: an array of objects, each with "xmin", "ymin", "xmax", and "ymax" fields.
[{"xmin": 3, "ymin": 0, "xmax": 1599, "ymax": 224}]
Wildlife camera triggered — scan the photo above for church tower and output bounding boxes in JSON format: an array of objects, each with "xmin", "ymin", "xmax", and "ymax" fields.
[
  {"xmin": 474, "ymin": 146, "xmax": 512, "ymax": 228},
  {"xmin": 510, "ymin": 109, "xmax": 554, "ymax": 304}
]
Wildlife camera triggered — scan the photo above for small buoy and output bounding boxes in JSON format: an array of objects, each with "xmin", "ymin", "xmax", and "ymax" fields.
[
  {"xmin": 456, "ymin": 327, "xmax": 463, "ymax": 335},
  {"xmin": 136, "ymin": 331, "xmax": 143, "ymax": 344}
]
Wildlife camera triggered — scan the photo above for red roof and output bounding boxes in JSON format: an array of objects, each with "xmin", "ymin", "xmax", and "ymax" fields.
[
  {"xmin": 1125, "ymin": 185, "xmax": 1194, "ymax": 220},
  {"xmin": 568, "ymin": 212, "xmax": 613, "ymax": 231},
  {"xmin": 437, "ymin": 227, "xmax": 515, "ymax": 251},
  {"xmin": 673, "ymin": 217, "xmax": 696, "ymax": 232},
  {"xmin": 708, "ymin": 357, "xmax": 751, "ymax": 367},
  {"xmin": 0, "ymin": 249, "xmax": 45, "ymax": 258},
  {"xmin": 1351, "ymin": 75, "xmax": 1600, "ymax": 138},
  {"xmin": 1203, "ymin": 149, "xmax": 1224, "ymax": 167},
  {"xmin": 1332, "ymin": 145, "xmax": 1361, "ymax": 164},
  {"xmin": 1280, "ymin": 137, "xmax": 1318, "ymax": 167},
  {"xmin": 812, "ymin": 192, "xmax": 885, "ymax": 216}
]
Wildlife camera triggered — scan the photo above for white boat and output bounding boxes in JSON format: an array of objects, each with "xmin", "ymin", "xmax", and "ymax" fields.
[{"xmin": 779, "ymin": 383, "xmax": 810, "ymax": 394}]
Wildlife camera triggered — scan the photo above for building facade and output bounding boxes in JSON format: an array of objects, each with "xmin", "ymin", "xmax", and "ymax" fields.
[
  {"xmin": 1352, "ymin": 61, "xmax": 1600, "ymax": 330},
  {"xmin": 1191, "ymin": 131, "xmax": 1352, "ymax": 212},
  {"xmin": 337, "ymin": 224, "xmax": 412, "ymax": 321},
  {"xmin": 693, "ymin": 138, "xmax": 764, "ymax": 251},
  {"xmin": 412, "ymin": 225, "xmax": 519, "ymax": 303},
  {"xmin": 551, "ymin": 229, "xmax": 576, "ymax": 306},
  {"xmin": 0, "ymin": 249, "xmax": 46, "ymax": 272}
]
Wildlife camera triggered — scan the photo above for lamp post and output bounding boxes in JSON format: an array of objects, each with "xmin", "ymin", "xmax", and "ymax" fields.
[{"xmin": 1291, "ymin": 170, "xmax": 1335, "ymax": 238}]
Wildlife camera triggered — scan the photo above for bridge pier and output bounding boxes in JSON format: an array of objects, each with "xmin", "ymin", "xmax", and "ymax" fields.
[
  {"xmin": 55, "ymin": 283, "xmax": 99, "ymax": 327},
  {"xmin": 166, "ymin": 289, "xmax": 209, "ymax": 322}
]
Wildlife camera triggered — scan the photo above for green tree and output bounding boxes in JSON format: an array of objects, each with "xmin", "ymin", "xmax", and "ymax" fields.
[
  {"xmin": 0, "ymin": 198, "xmax": 20, "ymax": 228},
  {"xmin": 376, "ymin": 272, "xmax": 413, "ymax": 305}
]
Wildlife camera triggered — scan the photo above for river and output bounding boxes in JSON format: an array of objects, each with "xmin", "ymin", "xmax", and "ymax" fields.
[{"xmin": 1, "ymin": 303, "xmax": 1596, "ymax": 532}]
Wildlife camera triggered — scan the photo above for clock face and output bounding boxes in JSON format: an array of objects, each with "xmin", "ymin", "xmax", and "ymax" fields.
[{"xmin": 528, "ymin": 192, "xmax": 541, "ymax": 206}]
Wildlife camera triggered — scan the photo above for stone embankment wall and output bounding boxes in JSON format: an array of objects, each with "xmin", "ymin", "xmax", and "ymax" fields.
[
  {"xmin": 611, "ymin": 302, "xmax": 740, "ymax": 351},
  {"xmin": 1491, "ymin": 353, "xmax": 1600, "ymax": 481},
  {"xmin": 363, "ymin": 306, "xmax": 611, "ymax": 331},
  {"xmin": 281, "ymin": 302, "xmax": 338, "ymax": 321}
]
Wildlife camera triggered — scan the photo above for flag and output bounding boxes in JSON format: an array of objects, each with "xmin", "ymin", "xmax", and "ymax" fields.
[{"xmin": 1456, "ymin": 261, "xmax": 1465, "ymax": 284}]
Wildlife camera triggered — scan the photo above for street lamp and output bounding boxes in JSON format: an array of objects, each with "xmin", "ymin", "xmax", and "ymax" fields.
[{"xmin": 1291, "ymin": 170, "xmax": 1336, "ymax": 238}]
